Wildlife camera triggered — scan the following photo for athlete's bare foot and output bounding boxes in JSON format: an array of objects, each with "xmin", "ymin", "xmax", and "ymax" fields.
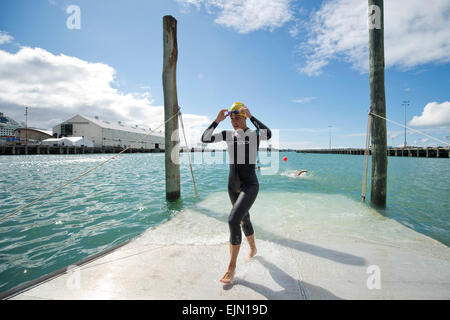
[
  {"xmin": 219, "ymin": 269, "xmax": 235, "ymax": 284},
  {"xmin": 245, "ymin": 247, "xmax": 257, "ymax": 262}
]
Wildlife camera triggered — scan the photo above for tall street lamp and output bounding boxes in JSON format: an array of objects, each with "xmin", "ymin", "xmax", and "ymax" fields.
[
  {"xmin": 328, "ymin": 125, "xmax": 332, "ymax": 149},
  {"xmin": 24, "ymin": 107, "xmax": 28, "ymax": 146},
  {"xmin": 402, "ymin": 100, "xmax": 410, "ymax": 148}
]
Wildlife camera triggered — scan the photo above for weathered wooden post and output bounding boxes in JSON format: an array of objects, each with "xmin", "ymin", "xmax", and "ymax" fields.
[
  {"xmin": 368, "ymin": 0, "xmax": 387, "ymax": 207},
  {"xmin": 163, "ymin": 15, "xmax": 180, "ymax": 200}
]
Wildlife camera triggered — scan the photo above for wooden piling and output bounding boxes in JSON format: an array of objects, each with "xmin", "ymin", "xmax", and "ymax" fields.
[
  {"xmin": 368, "ymin": 0, "xmax": 387, "ymax": 207},
  {"xmin": 163, "ymin": 15, "xmax": 180, "ymax": 200}
]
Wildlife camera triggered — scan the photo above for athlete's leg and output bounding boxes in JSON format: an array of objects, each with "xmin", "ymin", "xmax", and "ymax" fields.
[
  {"xmin": 221, "ymin": 185, "xmax": 241, "ymax": 283},
  {"xmin": 222, "ymin": 183, "xmax": 258, "ymax": 283},
  {"xmin": 244, "ymin": 234, "xmax": 257, "ymax": 262},
  {"xmin": 241, "ymin": 212, "xmax": 254, "ymax": 238},
  {"xmin": 228, "ymin": 183, "xmax": 258, "ymax": 245},
  {"xmin": 232, "ymin": 184, "xmax": 257, "ymax": 260},
  {"xmin": 220, "ymin": 243, "xmax": 240, "ymax": 284},
  {"xmin": 230, "ymin": 185, "xmax": 255, "ymax": 241}
]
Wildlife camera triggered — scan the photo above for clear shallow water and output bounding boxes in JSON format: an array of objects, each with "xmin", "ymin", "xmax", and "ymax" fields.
[{"xmin": 0, "ymin": 152, "xmax": 449, "ymax": 293}]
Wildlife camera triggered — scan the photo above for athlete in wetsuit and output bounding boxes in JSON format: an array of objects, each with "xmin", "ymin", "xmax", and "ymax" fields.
[{"xmin": 201, "ymin": 102, "xmax": 271, "ymax": 283}]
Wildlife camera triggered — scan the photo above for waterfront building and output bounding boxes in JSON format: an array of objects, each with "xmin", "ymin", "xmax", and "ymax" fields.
[
  {"xmin": 14, "ymin": 128, "xmax": 53, "ymax": 143},
  {"xmin": 41, "ymin": 136, "xmax": 94, "ymax": 147},
  {"xmin": 52, "ymin": 115, "xmax": 164, "ymax": 149}
]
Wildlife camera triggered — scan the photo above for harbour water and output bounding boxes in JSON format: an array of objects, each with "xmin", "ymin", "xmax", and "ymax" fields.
[{"xmin": 0, "ymin": 152, "xmax": 449, "ymax": 294}]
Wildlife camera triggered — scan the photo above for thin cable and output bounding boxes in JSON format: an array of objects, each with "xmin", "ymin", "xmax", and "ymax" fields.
[
  {"xmin": 362, "ymin": 113, "xmax": 372, "ymax": 202},
  {"xmin": 0, "ymin": 111, "xmax": 180, "ymax": 224},
  {"xmin": 369, "ymin": 112, "xmax": 449, "ymax": 147},
  {"xmin": 178, "ymin": 107, "xmax": 199, "ymax": 197},
  {"xmin": 1, "ymin": 153, "xmax": 121, "ymax": 223}
]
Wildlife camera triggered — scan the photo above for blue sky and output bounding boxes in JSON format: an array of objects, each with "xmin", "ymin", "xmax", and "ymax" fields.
[{"xmin": 0, "ymin": 0, "xmax": 449, "ymax": 149}]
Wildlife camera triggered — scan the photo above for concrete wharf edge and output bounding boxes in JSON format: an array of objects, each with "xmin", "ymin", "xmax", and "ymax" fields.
[{"xmin": 4, "ymin": 206, "xmax": 450, "ymax": 300}]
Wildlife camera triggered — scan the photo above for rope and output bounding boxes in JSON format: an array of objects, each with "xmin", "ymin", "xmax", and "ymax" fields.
[
  {"xmin": 361, "ymin": 110, "xmax": 449, "ymax": 202},
  {"xmin": 0, "ymin": 111, "xmax": 180, "ymax": 224},
  {"xmin": 361, "ymin": 112, "xmax": 372, "ymax": 202},
  {"xmin": 178, "ymin": 107, "xmax": 199, "ymax": 197},
  {"xmin": 369, "ymin": 112, "xmax": 449, "ymax": 147}
]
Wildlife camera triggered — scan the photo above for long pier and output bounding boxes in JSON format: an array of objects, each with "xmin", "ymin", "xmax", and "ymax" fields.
[
  {"xmin": 2, "ymin": 145, "xmax": 449, "ymax": 158},
  {"xmin": 0, "ymin": 145, "xmax": 164, "ymax": 156},
  {"xmin": 0, "ymin": 145, "xmax": 227, "ymax": 156},
  {"xmin": 296, "ymin": 147, "xmax": 450, "ymax": 158}
]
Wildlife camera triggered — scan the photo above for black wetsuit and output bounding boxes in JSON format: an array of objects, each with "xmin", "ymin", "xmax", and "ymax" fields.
[{"xmin": 201, "ymin": 116, "xmax": 271, "ymax": 245}]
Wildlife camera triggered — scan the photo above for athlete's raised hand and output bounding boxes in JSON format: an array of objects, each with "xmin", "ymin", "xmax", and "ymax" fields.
[
  {"xmin": 215, "ymin": 108, "xmax": 229, "ymax": 123},
  {"xmin": 240, "ymin": 105, "xmax": 252, "ymax": 118}
]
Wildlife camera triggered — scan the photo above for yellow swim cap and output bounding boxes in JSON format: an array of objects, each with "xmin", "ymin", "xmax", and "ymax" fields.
[{"xmin": 230, "ymin": 102, "xmax": 247, "ymax": 118}]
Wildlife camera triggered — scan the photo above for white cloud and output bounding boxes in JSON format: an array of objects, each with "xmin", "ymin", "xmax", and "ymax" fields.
[
  {"xmin": 388, "ymin": 130, "xmax": 403, "ymax": 140},
  {"xmin": 278, "ymin": 141, "xmax": 317, "ymax": 149},
  {"xmin": 292, "ymin": 96, "xmax": 316, "ymax": 104},
  {"xmin": 0, "ymin": 47, "xmax": 211, "ymax": 132},
  {"xmin": 416, "ymin": 138, "xmax": 429, "ymax": 145},
  {"xmin": 0, "ymin": 31, "xmax": 14, "ymax": 45},
  {"xmin": 299, "ymin": 0, "xmax": 450, "ymax": 76},
  {"xmin": 281, "ymin": 127, "xmax": 336, "ymax": 133},
  {"xmin": 387, "ymin": 126, "xmax": 449, "ymax": 148},
  {"xmin": 342, "ymin": 132, "xmax": 366, "ymax": 138},
  {"xmin": 178, "ymin": 0, "xmax": 203, "ymax": 10},
  {"xmin": 289, "ymin": 23, "xmax": 300, "ymax": 38},
  {"xmin": 409, "ymin": 101, "xmax": 450, "ymax": 127},
  {"xmin": 177, "ymin": 0, "xmax": 294, "ymax": 33}
]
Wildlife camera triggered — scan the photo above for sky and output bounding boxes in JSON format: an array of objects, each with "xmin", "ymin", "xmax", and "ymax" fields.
[{"xmin": 0, "ymin": 0, "xmax": 449, "ymax": 149}]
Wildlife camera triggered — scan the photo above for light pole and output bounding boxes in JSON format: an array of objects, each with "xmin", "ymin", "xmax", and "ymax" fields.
[
  {"xmin": 328, "ymin": 125, "xmax": 332, "ymax": 149},
  {"xmin": 24, "ymin": 107, "xmax": 28, "ymax": 146},
  {"xmin": 402, "ymin": 100, "xmax": 409, "ymax": 148}
]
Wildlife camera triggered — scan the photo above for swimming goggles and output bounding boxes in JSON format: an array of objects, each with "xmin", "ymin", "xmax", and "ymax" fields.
[{"xmin": 226, "ymin": 110, "xmax": 246, "ymax": 117}]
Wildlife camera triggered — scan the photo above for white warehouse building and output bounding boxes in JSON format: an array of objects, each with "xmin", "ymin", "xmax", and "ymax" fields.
[{"xmin": 53, "ymin": 115, "xmax": 164, "ymax": 149}]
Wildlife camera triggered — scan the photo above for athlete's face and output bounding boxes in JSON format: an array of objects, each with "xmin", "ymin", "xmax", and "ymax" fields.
[{"xmin": 230, "ymin": 115, "xmax": 246, "ymax": 130}]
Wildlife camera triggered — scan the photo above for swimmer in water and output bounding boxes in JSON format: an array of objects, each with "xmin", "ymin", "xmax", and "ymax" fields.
[
  {"xmin": 296, "ymin": 170, "xmax": 308, "ymax": 176},
  {"xmin": 201, "ymin": 102, "xmax": 271, "ymax": 284}
]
